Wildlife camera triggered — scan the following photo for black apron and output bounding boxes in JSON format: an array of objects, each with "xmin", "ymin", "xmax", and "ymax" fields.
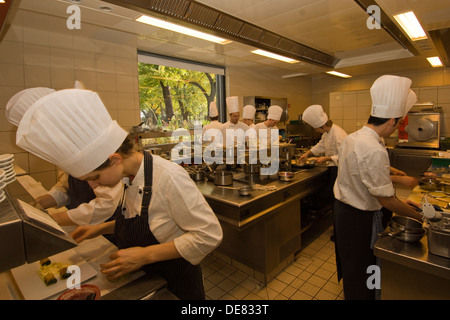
[
  {"xmin": 113, "ymin": 151, "xmax": 205, "ymax": 300},
  {"xmin": 67, "ymin": 175, "xmax": 119, "ymax": 244},
  {"xmin": 333, "ymin": 199, "xmax": 377, "ymax": 300}
]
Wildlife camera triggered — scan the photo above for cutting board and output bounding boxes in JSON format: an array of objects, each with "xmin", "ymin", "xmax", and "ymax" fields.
[{"xmin": 11, "ymin": 249, "xmax": 97, "ymax": 300}]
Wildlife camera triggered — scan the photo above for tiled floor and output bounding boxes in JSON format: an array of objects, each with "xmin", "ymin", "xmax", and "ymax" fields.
[
  {"xmin": 201, "ymin": 226, "xmax": 344, "ymax": 300},
  {"xmin": 201, "ymin": 185, "xmax": 412, "ymax": 300}
]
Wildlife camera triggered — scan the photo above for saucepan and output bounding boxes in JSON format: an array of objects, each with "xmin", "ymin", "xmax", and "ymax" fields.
[
  {"xmin": 218, "ymin": 185, "xmax": 253, "ymax": 196},
  {"xmin": 379, "ymin": 216, "xmax": 425, "ymax": 243},
  {"xmin": 214, "ymin": 171, "xmax": 233, "ymax": 186}
]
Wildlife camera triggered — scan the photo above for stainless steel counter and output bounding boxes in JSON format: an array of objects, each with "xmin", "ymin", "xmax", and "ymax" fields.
[
  {"xmin": 196, "ymin": 166, "xmax": 329, "ymax": 229},
  {"xmin": 195, "ymin": 166, "xmax": 331, "ymax": 284}
]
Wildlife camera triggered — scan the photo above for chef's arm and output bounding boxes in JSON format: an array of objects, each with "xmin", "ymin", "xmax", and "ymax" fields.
[
  {"xmin": 70, "ymin": 220, "xmax": 115, "ymax": 243},
  {"xmin": 50, "ymin": 210, "xmax": 76, "ymax": 226},
  {"xmin": 390, "ymin": 175, "xmax": 418, "ymax": 188},
  {"xmin": 99, "ymin": 242, "xmax": 182, "ymax": 280},
  {"xmin": 35, "ymin": 194, "xmax": 57, "ymax": 210},
  {"xmin": 376, "ymin": 196, "xmax": 423, "ymax": 221},
  {"xmin": 299, "ymin": 150, "xmax": 314, "ymax": 160}
]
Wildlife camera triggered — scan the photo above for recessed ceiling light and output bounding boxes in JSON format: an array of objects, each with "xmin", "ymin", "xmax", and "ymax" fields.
[
  {"xmin": 393, "ymin": 11, "xmax": 427, "ymax": 41},
  {"xmin": 282, "ymin": 73, "xmax": 307, "ymax": 79},
  {"xmin": 326, "ymin": 71, "xmax": 352, "ymax": 78},
  {"xmin": 69, "ymin": 0, "xmax": 81, "ymax": 3},
  {"xmin": 251, "ymin": 49, "xmax": 299, "ymax": 64},
  {"xmin": 0, "ymin": 0, "xmax": 6, "ymax": 4},
  {"xmin": 99, "ymin": 6, "xmax": 112, "ymax": 12},
  {"xmin": 135, "ymin": 15, "xmax": 231, "ymax": 45},
  {"xmin": 427, "ymin": 56, "xmax": 443, "ymax": 67}
]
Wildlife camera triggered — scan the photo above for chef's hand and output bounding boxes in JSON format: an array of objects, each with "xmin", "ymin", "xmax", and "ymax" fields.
[
  {"xmin": 316, "ymin": 156, "xmax": 330, "ymax": 164},
  {"xmin": 390, "ymin": 167, "xmax": 406, "ymax": 176},
  {"xmin": 100, "ymin": 247, "xmax": 148, "ymax": 280},
  {"xmin": 404, "ymin": 199, "xmax": 421, "ymax": 210},
  {"xmin": 299, "ymin": 151, "xmax": 311, "ymax": 161},
  {"xmin": 391, "ymin": 175, "xmax": 418, "ymax": 188},
  {"xmin": 71, "ymin": 225, "xmax": 102, "ymax": 243}
]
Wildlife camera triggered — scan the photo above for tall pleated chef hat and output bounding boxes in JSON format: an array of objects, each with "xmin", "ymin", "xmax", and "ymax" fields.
[
  {"xmin": 404, "ymin": 89, "xmax": 417, "ymax": 117},
  {"xmin": 5, "ymin": 87, "xmax": 55, "ymax": 126},
  {"xmin": 226, "ymin": 96, "xmax": 240, "ymax": 114},
  {"xmin": 209, "ymin": 101, "xmax": 218, "ymax": 117},
  {"xmin": 302, "ymin": 104, "xmax": 328, "ymax": 128},
  {"xmin": 243, "ymin": 105, "xmax": 256, "ymax": 119},
  {"xmin": 370, "ymin": 75, "xmax": 413, "ymax": 118},
  {"xmin": 16, "ymin": 89, "xmax": 128, "ymax": 178},
  {"xmin": 267, "ymin": 105, "xmax": 283, "ymax": 121}
]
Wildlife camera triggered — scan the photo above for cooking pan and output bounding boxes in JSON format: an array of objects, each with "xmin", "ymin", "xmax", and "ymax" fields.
[
  {"xmin": 218, "ymin": 185, "xmax": 253, "ymax": 196},
  {"xmin": 214, "ymin": 171, "xmax": 233, "ymax": 186},
  {"xmin": 378, "ymin": 216, "xmax": 425, "ymax": 243}
]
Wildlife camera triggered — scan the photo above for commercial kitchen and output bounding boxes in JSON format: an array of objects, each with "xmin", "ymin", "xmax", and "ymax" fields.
[{"xmin": 0, "ymin": 0, "xmax": 449, "ymax": 301}]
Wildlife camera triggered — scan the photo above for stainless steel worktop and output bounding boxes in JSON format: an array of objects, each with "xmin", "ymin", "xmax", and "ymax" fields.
[
  {"xmin": 194, "ymin": 166, "xmax": 329, "ymax": 229},
  {"xmin": 374, "ymin": 232, "xmax": 450, "ymax": 280}
]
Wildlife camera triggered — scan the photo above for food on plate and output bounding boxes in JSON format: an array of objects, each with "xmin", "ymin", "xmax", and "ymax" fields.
[
  {"xmin": 40, "ymin": 258, "xmax": 51, "ymax": 266},
  {"xmin": 38, "ymin": 261, "xmax": 70, "ymax": 286},
  {"xmin": 43, "ymin": 273, "xmax": 57, "ymax": 286},
  {"xmin": 57, "ymin": 284, "xmax": 101, "ymax": 300},
  {"xmin": 59, "ymin": 266, "xmax": 71, "ymax": 279}
]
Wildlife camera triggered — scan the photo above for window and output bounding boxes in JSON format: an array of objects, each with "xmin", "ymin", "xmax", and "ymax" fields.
[{"xmin": 138, "ymin": 52, "xmax": 225, "ymax": 133}]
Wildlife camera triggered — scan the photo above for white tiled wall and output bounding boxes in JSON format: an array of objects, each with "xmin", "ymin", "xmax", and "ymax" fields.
[
  {"xmin": 329, "ymin": 85, "xmax": 450, "ymax": 137},
  {"xmin": 0, "ymin": 8, "xmax": 140, "ymax": 195}
]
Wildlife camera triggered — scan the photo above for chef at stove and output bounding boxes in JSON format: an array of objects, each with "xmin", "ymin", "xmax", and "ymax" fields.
[{"xmin": 333, "ymin": 75, "xmax": 423, "ymax": 300}]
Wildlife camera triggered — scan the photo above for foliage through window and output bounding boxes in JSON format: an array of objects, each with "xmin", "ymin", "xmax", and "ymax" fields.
[{"xmin": 138, "ymin": 62, "xmax": 218, "ymax": 132}]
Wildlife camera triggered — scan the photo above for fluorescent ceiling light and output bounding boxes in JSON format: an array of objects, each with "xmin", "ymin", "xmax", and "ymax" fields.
[
  {"xmin": 251, "ymin": 49, "xmax": 299, "ymax": 64},
  {"xmin": 326, "ymin": 71, "xmax": 352, "ymax": 78},
  {"xmin": 136, "ymin": 15, "xmax": 232, "ymax": 45},
  {"xmin": 282, "ymin": 72, "xmax": 307, "ymax": 79},
  {"xmin": 427, "ymin": 56, "xmax": 443, "ymax": 67},
  {"xmin": 393, "ymin": 11, "xmax": 427, "ymax": 41}
]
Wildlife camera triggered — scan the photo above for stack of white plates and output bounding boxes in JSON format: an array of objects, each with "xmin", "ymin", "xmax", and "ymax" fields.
[
  {"xmin": 0, "ymin": 168, "xmax": 6, "ymax": 203},
  {"xmin": 0, "ymin": 154, "xmax": 16, "ymax": 186}
]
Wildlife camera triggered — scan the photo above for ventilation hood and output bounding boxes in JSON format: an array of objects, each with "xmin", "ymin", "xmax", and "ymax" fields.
[{"xmin": 102, "ymin": 0, "xmax": 340, "ymax": 69}]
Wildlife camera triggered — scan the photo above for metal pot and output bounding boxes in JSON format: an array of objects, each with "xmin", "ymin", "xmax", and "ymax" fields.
[
  {"xmin": 388, "ymin": 222, "xmax": 425, "ymax": 243},
  {"xmin": 190, "ymin": 169, "xmax": 205, "ymax": 181},
  {"xmin": 278, "ymin": 171, "xmax": 294, "ymax": 181},
  {"xmin": 391, "ymin": 216, "xmax": 424, "ymax": 231},
  {"xmin": 214, "ymin": 171, "xmax": 233, "ymax": 186},
  {"xmin": 379, "ymin": 216, "xmax": 425, "ymax": 243},
  {"xmin": 419, "ymin": 177, "xmax": 441, "ymax": 191}
]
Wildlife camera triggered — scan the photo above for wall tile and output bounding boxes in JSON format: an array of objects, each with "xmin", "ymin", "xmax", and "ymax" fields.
[
  {"xmin": 51, "ymin": 67, "xmax": 75, "ymax": 90},
  {"xmin": 29, "ymin": 153, "xmax": 56, "ymax": 173},
  {"xmin": 438, "ymin": 86, "xmax": 450, "ymax": 104},
  {"xmin": 24, "ymin": 65, "xmax": 51, "ymax": 87},
  {"xmin": 23, "ymin": 44, "xmax": 50, "ymax": 67},
  {"xmin": 419, "ymin": 87, "xmax": 438, "ymax": 103},
  {"xmin": 0, "ymin": 64, "xmax": 24, "ymax": 86},
  {"xmin": 0, "ymin": 41, "xmax": 23, "ymax": 64}
]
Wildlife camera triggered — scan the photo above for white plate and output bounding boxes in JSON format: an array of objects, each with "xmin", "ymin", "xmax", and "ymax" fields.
[
  {"xmin": 0, "ymin": 181, "xmax": 5, "ymax": 190},
  {"xmin": 0, "ymin": 193, "xmax": 5, "ymax": 203},
  {"xmin": 4, "ymin": 176, "xmax": 16, "ymax": 184},
  {"xmin": 0, "ymin": 154, "xmax": 13, "ymax": 163},
  {"xmin": 0, "ymin": 160, "xmax": 14, "ymax": 167},
  {"xmin": 11, "ymin": 249, "xmax": 98, "ymax": 300}
]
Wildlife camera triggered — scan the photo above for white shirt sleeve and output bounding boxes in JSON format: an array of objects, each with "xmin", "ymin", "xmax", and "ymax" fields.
[
  {"xmin": 356, "ymin": 147, "xmax": 395, "ymax": 198},
  {"xmin": 66, "ymin": 181, "xmax": 124, "ymax": 225},
  {"xmin": 164, "ymin": 171, "xmax": 223, "ymax": 265},
  {"xmin": 47, "ymin": 171, "xmax": 70, "ymax": 207}
]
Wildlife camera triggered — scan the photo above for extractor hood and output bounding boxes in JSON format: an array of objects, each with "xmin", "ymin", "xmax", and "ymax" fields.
[
  {"xmin": 102, "ymin": 0, "xmax": 340, "ymax": 69},
  {"xmin": 0, "ymin": 192, "xmax": 77, "ymax": 273}
]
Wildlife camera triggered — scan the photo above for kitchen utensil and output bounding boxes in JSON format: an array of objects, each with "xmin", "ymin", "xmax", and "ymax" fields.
[
  {"xmin": 190, "ymin": 169, "xmax": 205, "ymax": 181},
  {"xmin": 218, "ymin": 185, "xmax": 253, "ymax": 196},
  {"xmin": 389, "ymin": 222, "xmax": 425, "ymax": 243},
  {"xmin": 427, "ymin": 227, "xmax": 450, "ymax": 258},
  {"xmin": 214, "ymin": 171, "xmax": 233, "ymax": 186},
  {"xmin": 418, "ymin": 177, "xmax": 441, "ymax": 191},
  {"xmin": 278, "ymin": 171, "xmax": 294, "ymax": 181}
]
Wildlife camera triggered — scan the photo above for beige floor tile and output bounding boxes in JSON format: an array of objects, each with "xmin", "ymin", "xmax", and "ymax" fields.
[
  {"xmin": 299, "ymin": 282, "xmax": 321, "ymax": 297},
  {"xmin": 315, "ymin": 288, "xmax": 338, "ymax": 300},
  {"xmin": 206, "ymin": 286, "xmax": 227, "ymax": 300},
  {"xmin": 291, "ymin": 290, "xmax": 313, "ymax": 300}
]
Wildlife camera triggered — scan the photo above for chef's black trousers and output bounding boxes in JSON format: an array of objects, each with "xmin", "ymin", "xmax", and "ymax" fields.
[{"xmin": 334, "ymin": 199, "xmax": 377, "ymax": 300}]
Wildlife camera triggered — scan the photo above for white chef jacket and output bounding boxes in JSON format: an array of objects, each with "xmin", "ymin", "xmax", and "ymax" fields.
[
  {"xmin": 122, "ymin": 155, "xmax": 223, "ymax": 265},
  {"xmin": 310, "ymin": 124, "xmax": 348, "ymax": 166},
  {"xmin": 254, "ymin": 122, "xmax": 279, "ymax": 148},
  {"xmin": 202, "ymin": 120, "xmax": 224, "ymax": 146},
  {"xmin": 48, "ymin": 170, "xmax": 123, "ymax": 225},
  {"xmin": 333, "ymin": 126, "xmax": 395, "ymax": 211},
  {"xmin": 221, "ymin": 121, "xmax": 249, "ymax": 146}
]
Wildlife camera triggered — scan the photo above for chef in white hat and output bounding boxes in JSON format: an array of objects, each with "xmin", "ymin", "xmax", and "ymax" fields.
[
  {"xmin": 242, "ymin": 105, "xmax": 256, "ymax": 128},
  {"xmin": 202, "ymin": 101, "xmax": 223, "ymax": 146},
  {"xmin": 254, "ymin": 105, "xmax": 283, "ymax": 148},
  {"xmin": 5, "ymin": 84, "xmax": 123, "ymax": 235},
  {"xmin": 10, "ymin": 87, "xmax": 223, "ymax": 300},
  {"xmin": 222, "ymin": 96, "xmax": 249, "ymax": 147},
  {"xmin": 333, "ymin": 75, "xmax": 423, "ymax": 300},
  {"xmin": 300, "ymin": 104, "xmax": 347, "ymax": 166}
]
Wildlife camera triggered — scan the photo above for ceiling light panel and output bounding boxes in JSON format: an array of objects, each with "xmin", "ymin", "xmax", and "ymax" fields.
[{"xmin": 393, "ymin": 11, "xmax": 428, "ymax": 41}]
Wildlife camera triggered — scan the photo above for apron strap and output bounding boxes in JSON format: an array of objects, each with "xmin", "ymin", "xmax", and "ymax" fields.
[{"xmin": 141, "ymin": 151, "xmax": 153, "ymax": 212}]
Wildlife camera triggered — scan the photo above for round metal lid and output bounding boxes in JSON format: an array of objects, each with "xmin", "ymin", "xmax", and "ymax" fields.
[{"xmin": 405, "ymin": 118, "xmax": 436, "ymax": 141}]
